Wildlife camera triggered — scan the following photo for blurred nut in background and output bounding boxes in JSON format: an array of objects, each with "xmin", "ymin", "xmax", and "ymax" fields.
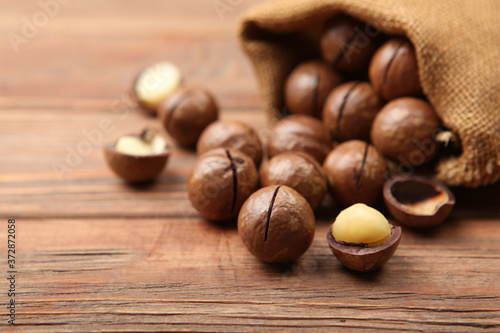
[
  {"xmin": 370, "ymin": 97, "xmax": 440, "ymax": 166},
  {"xmin": 197, "ymin": 120, "xmax": 263, "ymax": 167},
  {"xmin": 323, "ymin": 140, "xmax": 387, "ymax": 207},
  {"xmin": 369, "ymin": 38, "xmax": 422, "ymax": 101},
  {"xmin": 268, "ymin": 114, "xmax": 332, "ymax": 164},
  {"xmin": 260, "ymin": 151, "xmax": 327, "ymax": 211},
  {"xmin": 159, "ymin": 87, "xmax": 218, "ymax": 147},
  {"xmin": 104, "ymin": 128, "xmax": 170, "ymax": 183},
  {"xmin": 284, "ymin": 60, "xmax": 342, "ymax": 117},
  {"xmin": 238, "ymin": 185, "xmax": 315, "ymax": 263},
  {"xmin": 320, "ymin": 16, "xmax": 380, "ymax": 74},
  {"xmin": 188, "ymin": 148, "xmax": 258, "ymax": 221},
  {"xmin": 322, "ymin": 81, "xmax": 383, "ymax": 142},
  {"xmin": 133, "ymin": 61, "xmax": 182, "ymax": 116}
]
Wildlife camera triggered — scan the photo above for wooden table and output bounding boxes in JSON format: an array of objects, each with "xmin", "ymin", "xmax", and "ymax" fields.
[{"xmin": 1, "ymin": 1, "xmax": 499, "ymax": 331}]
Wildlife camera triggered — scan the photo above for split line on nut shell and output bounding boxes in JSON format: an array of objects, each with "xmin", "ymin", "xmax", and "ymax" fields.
[{"xmin": 264, "ymin": 185, "xmax": 281, "ymax": 242}]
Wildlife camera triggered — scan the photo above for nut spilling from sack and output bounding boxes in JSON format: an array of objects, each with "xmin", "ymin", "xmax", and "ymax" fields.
[{"xmin": 268, "ymin": 15, "xmax": 458, "ymax": 227}]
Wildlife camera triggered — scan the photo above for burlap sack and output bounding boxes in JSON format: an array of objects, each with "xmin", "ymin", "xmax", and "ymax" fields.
[{"xmin": 239, "ymin": 0, "xmax": 500, "ymax": 187}]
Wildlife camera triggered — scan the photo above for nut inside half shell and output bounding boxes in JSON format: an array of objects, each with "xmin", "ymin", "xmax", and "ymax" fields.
[
  {"xmin": 327, "ymin": 224, "xmax": 401, "ymax": 272},
  {"xmin": 327, "ymin": 226, "xmax": 401, "ymax": 272},
  {"xmin": 104, "ymin": 128, "xmax": 170, "ymax": 183},
  {"xmin": 326, "ymin": 204, "xmax": 402, "ymax": 272}
]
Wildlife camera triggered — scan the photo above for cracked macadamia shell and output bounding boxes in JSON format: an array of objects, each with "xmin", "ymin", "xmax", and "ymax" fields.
[
  {"xmin": 327, "ymin": 224, "xmax": 402, "ymax": 272},
  {"xmin": 320, "ymin": 16, "xmax": 380, "ymax": 74},
  {"xmin": 158, "ymin": 87, "xmax": 218, "ymax": 147},
  {"xmin": 187, "ymin": 148, "xmax": 258, "ymax": 222},
  {"xmin": 384, "ymin": 175, "xmax": 455, "ymax": 228},
  {"xmin": 323, "ymin": 140, "xmax": 387, "ymax": 207},
  {"xmin": 369, "ymin": 38, "xmax": 422, "ymax": 101},
  {"xmin": 238, "ymin": 185, "xmax": 315, "ymax": 263},
  {"xmin": 104, "ymin": 129, "xmax": 170, "ymax": 183},
  {"xmin": 322, "ymin": 81, "xmax": 383, "ymax": 142},
  {"xmin": 284, "ymin": 60, "xmax": 342, "ymax": 118}
]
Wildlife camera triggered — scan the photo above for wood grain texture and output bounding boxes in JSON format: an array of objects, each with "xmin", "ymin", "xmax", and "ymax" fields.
[{"xmin": 0, "ymin": 1, "xmax": 499, "ymax": 332}]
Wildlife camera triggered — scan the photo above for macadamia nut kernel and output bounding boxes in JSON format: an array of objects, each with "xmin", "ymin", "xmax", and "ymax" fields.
[
  {"xmin": 134, "ymin": 62, "xmax": 182, "ymax": 113},
  {"xmin": 115, "ymin": 130, "xmax": 167, "ymax": 156},
  {"xmin": 332, "ymin": 203, "xmax": 392, "ymax": 246},
  {"xmin": 104, "ymin": 128, "xmax": 170, "ymax": 183}
]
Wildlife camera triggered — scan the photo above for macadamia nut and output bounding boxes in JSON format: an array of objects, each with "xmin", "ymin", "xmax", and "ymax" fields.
[{"xmin": 332, "ymin": 203, "xmax": 392, "ymax": 246}]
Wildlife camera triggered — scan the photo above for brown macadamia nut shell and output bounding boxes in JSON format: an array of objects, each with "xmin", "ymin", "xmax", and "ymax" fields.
[
  {"xmin": 322, "ymin": 81, "xmax": 383, "ymax": 142},
  {"xmin": 260, "ymin": 152, "xmax": 327, "ymax": 211},
  {"xmin": 197, "ymin": 120, "xmax": 263, "ymax": 167},
  {"xmin": 323, "ymin": 140, "xmax": 387, "ymax": 207},
  {"xmin": 268, "ymin": 115, "xmax": 333, "ymax": 164},
  {"xmin": 238, "ymin": 185, "xmax": 315, "ymax": 263},
  {"xmin": 320, "ymin": 16, "xmax": 380, "ymax": 74},
  {"xmin": 370, "ymin": 97, "xmax": 441, "ymax": 166},
  {"xmin": 159, "ymin": 87, "xmax": 218, "ymax": 147},
  {"xmin": 327, "ymin": 224, "xmax": 401, "ymax": 272},
  {"xmin": 384, "ymin": 175, "xmax": 455, "ymax": 228},
  {"xmin": 187, "ymin": 148, "xmax": 258, "ymax": 221},
  {"xmin": 369, "ymin": 38, "xmax": 422, "ymax": 101},
  {"xmin": 104, "ymin": 130, "xmax": 170, "ymax": 183},
  {"xmin": 284, "ymin": 60, "xmax": 342, "ymax": 118}
]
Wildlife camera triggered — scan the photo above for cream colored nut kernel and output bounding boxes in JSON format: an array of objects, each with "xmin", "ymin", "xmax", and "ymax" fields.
[
  {"xmin": 134, "ymin": 62, "xmax": 182, "ymax": 109},
  {"xmin": 115, "ymin": 130, "xmax": 166, "ymax": 156},
  {"xmin": 332, "ymin": 203, "xmax": 392, "ymax": 246}
]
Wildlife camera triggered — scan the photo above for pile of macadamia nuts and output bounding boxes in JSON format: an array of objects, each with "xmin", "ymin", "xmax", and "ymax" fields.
[{"xmin": 104, "ymin": 15, "xmax": 457, "ymax": 272}]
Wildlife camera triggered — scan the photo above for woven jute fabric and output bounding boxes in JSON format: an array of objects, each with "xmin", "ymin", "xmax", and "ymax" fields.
[{"xmin": 239, "ymin": 0, "xmax": 500, "ymax": 187}]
